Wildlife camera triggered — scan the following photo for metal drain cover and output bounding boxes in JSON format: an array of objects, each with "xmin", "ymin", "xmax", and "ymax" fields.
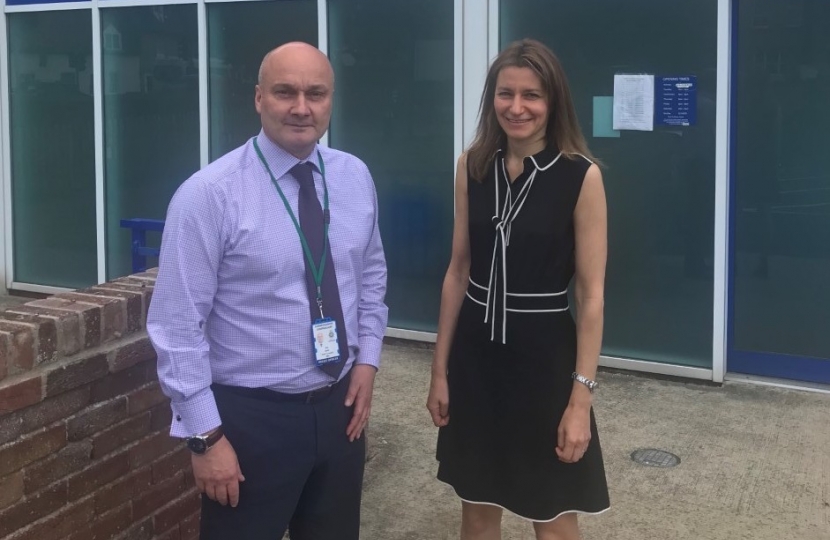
[{"xmin": 630, "ymin": 448, "xmax": 680, "ymax": 468}]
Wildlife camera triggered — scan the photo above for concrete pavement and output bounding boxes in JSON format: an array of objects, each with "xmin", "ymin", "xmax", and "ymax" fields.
[{"xmin": 361, "ymin": 342, "xmax": 830, "ymax": 540}]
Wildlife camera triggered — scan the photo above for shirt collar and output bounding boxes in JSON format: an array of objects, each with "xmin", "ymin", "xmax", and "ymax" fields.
[
  {"xmin": 496, "ymin": 143, "xmax": 561, "ymax": 172},
  {"xmin": 527, "ymin": 144, "xmax": 561, "ymax": 170},
  {"xmin": 254, "ymin": 130, "xmax": 321, "ymax": 181}
]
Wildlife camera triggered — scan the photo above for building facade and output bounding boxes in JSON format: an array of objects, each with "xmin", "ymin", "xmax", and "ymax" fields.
[{"xmin": 0, "ymin": 0, "xmax": 828, "ymax": 388}]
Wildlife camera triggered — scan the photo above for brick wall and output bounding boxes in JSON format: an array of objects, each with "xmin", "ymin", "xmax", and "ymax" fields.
[{"xmin": 0, "ymin": 269, "xmax": 200, "ymax": 540}]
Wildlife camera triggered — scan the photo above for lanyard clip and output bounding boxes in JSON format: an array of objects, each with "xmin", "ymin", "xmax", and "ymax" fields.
[{"xmin": 316, "ymin": 287, "xmax": 324, "ymax": 319}]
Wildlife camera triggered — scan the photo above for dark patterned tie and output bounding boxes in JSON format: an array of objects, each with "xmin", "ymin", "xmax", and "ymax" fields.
[{"xmin": 290, "ymin": 162, "xmax": 348, "ymax": 379}]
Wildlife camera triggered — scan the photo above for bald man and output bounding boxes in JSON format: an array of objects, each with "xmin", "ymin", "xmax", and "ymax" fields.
[{"xmin": 148, "ymin": 42, "xmax": 388, "ymax": 539}]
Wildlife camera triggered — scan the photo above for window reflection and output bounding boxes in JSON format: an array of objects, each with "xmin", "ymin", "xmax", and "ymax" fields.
[
  {"xmin": 733, "ymin": 0, "xmax": 830, "ymax": 359},
  {"xmin": 329, "ymin": 0, "xmax": 455, "ymax": 331},
  {"xmin": 9, "ymin": 11, "xmax": 96, "ymax": 287},
  {"xmin": 328, "ymin": 0, "xmax": 455, "ymax": 332},
  {"xmin": 102, "ymin": 5, "xmax": 200, "ymax": 280}
]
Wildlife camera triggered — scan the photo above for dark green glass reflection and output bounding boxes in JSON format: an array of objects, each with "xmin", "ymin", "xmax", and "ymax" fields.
[
  {"xmin": 103, "ymin": 5, "xmax": 200, "ymax": 280},
  {"xmin": 9, "ymin": 11, "xmax": 96, "ymax": 288},
  {"xmin": 733, "ymin": 0, "xmax": 830, "ymax": 360},
  {"xmin": 328, "ymin": 0, "xmax": 455, "ymax": 332}
]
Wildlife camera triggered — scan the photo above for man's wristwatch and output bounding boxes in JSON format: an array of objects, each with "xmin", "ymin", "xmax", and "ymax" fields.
[
  {"xmin": 186, "ymin": 426, "xmax": 224, "ymax": 455},
  {"xmin": 572, "ymin": 372, "xmax": 598, "ymax": 393}
]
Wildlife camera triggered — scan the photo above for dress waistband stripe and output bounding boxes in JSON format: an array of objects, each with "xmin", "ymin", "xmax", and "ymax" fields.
[{"xmin": 467, "ymin": 279, "xmax": 569, "ymax": 313}]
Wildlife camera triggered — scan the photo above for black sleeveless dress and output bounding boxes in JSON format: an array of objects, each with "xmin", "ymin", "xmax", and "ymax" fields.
[{"xmin": 436, "ymin": 146, "xmax": 610, "ymax": 521}]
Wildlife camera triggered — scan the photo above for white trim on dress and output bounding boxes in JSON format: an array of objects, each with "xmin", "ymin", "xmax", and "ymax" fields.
[{"xmin": 452, "ymin": 489, "xmax": 611, "ymax": 523}]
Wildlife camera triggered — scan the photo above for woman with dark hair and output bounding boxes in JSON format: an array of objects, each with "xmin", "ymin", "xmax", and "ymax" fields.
[{"xmin": 427, "ymin": 39, "xmax": 610, "ymax": 539}]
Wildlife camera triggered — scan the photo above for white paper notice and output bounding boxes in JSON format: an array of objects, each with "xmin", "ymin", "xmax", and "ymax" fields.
[{"xmin": 613, "ymin": 74, "xmax": 655, "ymax": 131}]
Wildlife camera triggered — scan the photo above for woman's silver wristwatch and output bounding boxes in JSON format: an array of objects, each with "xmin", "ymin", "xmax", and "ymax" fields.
[{"xmin": 572, "ymin": 372, "xmax": 598, "ymax": 393}]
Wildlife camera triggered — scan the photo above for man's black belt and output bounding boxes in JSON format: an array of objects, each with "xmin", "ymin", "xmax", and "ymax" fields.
[{"xmin": 212, "ymin": 370, "xmax": 350, "ymax": 405}]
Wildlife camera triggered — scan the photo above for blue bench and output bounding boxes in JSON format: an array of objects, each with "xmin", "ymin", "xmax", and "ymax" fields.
[{"xmin": 120, "ymin": 219, "xmax": 165, "ymax": 273}]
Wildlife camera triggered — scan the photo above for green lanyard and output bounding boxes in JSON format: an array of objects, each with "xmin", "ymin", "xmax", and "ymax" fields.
[{"xmin": 253, "ymin": 137, "xmax": 330, "ymax": 318}]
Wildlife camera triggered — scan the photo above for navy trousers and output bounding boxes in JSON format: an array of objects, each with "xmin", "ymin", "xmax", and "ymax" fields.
[{"xmin": 200, "ymin": 373, "xmax": 365, "ymax": 540}]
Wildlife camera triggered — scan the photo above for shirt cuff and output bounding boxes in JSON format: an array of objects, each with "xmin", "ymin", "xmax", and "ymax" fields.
[
  {"xmin": 356, "ymin": 335, "xmax": 383, "ymax": 371},
  {"xmin": 168, "ymin": 388, "xmax": 222, "ymax": 438}
]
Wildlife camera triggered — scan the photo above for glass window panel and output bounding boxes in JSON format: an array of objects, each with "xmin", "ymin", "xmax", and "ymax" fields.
[
  {"xmin": 328, "ymin": 0, "xmax": 455, "ymax": 332},
  {"xmin": 502, "ymin": 0, "xmax": 718, "ymax": 367},
  {"xmin": 9, "ymin": 11, "xmax": 96, "ymax": 288},
  {"xmin": 208, "ymin": 0, "xmax": 317, "ymax": 160},
  {"xmin": 102, "ymin": 5, "xmax": 200, "ymax": 280},
  {"xmin": 733, "ymin": 0, "xmax": 830, "ymax": 360}
]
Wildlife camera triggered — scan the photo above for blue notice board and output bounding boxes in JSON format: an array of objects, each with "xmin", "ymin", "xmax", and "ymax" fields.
[{"xmin": 655, "ymin": 76, "xmax": 697, "ymax": 126}]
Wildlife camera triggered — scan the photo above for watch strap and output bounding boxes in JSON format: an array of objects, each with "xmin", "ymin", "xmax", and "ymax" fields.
[
  {"xmin": 204, "ymin": 426, "xmax": 224, "ymax": 448},
  {"xmin": 572, "ymin": 372, "xmax": 598, "ymax": 392}
]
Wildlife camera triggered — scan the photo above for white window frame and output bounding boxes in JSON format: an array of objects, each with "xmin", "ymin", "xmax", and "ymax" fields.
[
  {"xmin": 0, "ymin": 0, "xmax": 9, "ymax": 295},
  {"xmin": 712, "ymin": 0, "xmax": 732, "ymax": 384}
]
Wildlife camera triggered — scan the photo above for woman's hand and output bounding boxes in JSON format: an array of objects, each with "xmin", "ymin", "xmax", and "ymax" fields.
[
  {"xmin": 426, "ymin": 375, "xmax": 451, "ymax": 427},
  {"xmin": 556, "ymin": 402, "xmax": 591, "ymax": 463}
]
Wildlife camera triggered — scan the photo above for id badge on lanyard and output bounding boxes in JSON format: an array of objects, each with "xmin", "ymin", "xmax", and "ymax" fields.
[{"xmin": 312, "ymin": 317, "xmax": 340, "ymax": 366}]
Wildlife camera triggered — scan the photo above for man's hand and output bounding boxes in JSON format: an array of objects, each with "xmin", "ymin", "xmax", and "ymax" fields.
[
  {"xmin": 344, "ymin": 364, "xmax": 376, "ymax": 442},
  {"xmin": 192, "ymin": 435, "xmax": 245, "ymax": 507}
]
